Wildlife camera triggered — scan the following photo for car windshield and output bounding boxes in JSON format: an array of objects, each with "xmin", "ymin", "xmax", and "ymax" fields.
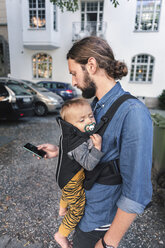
[
  {"xmin": 32, "ymin": 85, "xmax": 49, "ymax": 92},
  {"xmin": 25, "ymin": 81, "xmax": 49, "ymax": 92},
  {"xmin": 7, "ymin": 82, "xmax": 31, "ymax": 96}
]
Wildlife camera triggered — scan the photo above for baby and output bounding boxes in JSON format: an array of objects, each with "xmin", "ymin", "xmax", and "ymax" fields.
[{"xmin": 54, "ymin": 98, "xmax": 103, "ymax": 248}]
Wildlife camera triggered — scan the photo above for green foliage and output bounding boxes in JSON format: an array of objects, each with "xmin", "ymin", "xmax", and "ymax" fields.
[
  {"xmin": 50, "ymin": 0, "xmax": 79, "ymax": 12},
  {"xmin": 50, "ymin": 0, "xmax": 120, "ymax": 12},
  {"xmin": 110, "ymin": 0, "xmax": 119, "ymax": 8},
  {"xmin": 158, "ymin": 90, "xmax": 165, "ymax": 110}
]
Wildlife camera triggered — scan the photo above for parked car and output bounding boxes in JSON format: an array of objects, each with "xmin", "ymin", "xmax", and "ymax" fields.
[
  {"xmin": 36, "ymin": 81, "xmax": 78, "ymax": 101},
  {"xmin": 21, "ymin": 80, "xmax": 64, "ymax": 116},
  {"xmin": 0, "ymin": 78, "xmax": 34, "ymax": 120}
]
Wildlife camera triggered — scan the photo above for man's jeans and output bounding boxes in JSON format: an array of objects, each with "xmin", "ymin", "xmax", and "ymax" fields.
[{"xmin": 73, "ymin": 226, "xmax": 106, "ymax": 248}]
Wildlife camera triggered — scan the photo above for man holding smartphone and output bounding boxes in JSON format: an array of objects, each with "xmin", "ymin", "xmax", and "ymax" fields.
[{"xmin": 37, "ymin": 36, "xmax": 153, "ymax": 248}]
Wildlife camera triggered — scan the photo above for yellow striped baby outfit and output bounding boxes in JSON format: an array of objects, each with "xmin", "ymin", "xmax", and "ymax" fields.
[{"xmin": 59, "ymin": 168, "xmax": 85, "ymax": 237}]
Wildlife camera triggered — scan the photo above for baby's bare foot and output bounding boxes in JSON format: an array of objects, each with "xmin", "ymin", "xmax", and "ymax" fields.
[
  {"xmin": 59, "ymin": 207, "xmax": 68, "ymax": 216},
  {"xmin": 54, "ymin": 232, "xmax": 72, "ymax": 248}
]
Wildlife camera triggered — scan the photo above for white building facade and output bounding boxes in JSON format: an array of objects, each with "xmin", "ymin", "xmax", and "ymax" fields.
[{"xmin": 5, "ymin": 0, "xmax": 165, "ymax": 106}]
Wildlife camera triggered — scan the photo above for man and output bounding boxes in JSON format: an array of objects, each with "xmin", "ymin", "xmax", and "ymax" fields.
[{"xmin": 38, "ymin": 36, "xmax": 153, "ymax": 248}]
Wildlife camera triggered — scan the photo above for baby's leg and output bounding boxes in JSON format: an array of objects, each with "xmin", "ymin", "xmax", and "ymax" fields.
[
  {"xmin": 55, "ymin": 199, "xmax": 85, "ymax": 248},
  {"xmin": 59, "ymin": 206, "xmax": 68, "ymax": 217},
  {"xmin": 54, "ymin": 232, "xmax": 72, "ymax": 248},
  {"xmin": 59, "ymin": 195, "xmax": 68, "ymax": 216},
  {"xmin": 55, "ymin": 170, "xmax": 85, "ymax": 247},
  {"xmin": 60, "ymin": 170, "xmax": 85, "ymax": 233}
]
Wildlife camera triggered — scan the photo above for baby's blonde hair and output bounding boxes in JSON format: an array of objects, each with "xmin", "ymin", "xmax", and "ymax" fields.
[{"xmin": 60, "ymin": 98, "xmax": 90, "ymax": 121}]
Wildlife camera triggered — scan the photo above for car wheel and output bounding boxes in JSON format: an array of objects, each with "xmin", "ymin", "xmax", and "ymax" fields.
[{"xmin": 34, "ymin": 103, "xmax": 48, "ymax": 116}]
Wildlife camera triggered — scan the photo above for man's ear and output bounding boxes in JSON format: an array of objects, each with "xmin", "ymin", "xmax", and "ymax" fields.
[{"xmin": 86, "ymin": 57, "xmax": 97, "ymax": 75}]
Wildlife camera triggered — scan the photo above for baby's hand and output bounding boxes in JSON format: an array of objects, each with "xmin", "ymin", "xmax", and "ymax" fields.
[{"xmin": 90, "ymin": 134, "xmax": 102, "ymax": 151}]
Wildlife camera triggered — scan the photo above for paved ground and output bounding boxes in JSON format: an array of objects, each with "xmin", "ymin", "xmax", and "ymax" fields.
[{"xmin": 0, "ymin": 113, "xmax": 165, "ymax": 248}]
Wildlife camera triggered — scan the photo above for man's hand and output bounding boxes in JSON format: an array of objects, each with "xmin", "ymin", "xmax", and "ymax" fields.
[
  {"xmin": 37, "ymin": 143, "xmax": 59, "ymax": 159},
  {"xmin": 95, "ymin": 208, "xmax": 137, "ymax": 248},
  {"xmin": 90, "ymin": 134, "xmax": 102, "ymax": 151}
]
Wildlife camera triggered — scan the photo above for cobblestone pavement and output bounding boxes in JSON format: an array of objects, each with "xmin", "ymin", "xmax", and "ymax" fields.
[{"xmin": 0, "ymin": 114, "xmax": 165, "ymax": 248}]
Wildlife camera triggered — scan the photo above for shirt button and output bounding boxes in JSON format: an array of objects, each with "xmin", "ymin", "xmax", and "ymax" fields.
[{"xmin": 102, "ymin": 104, "xmax": 104, "ymax": 108}]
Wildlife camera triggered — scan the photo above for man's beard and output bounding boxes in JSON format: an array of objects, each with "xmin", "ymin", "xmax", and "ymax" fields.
[{"xmin": 81, "ymin": 70, "xmax": 97, "ymax": 99}]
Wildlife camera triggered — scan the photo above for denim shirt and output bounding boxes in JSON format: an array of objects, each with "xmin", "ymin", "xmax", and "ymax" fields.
[{"xmin": 79, "ymin": 82, "xmax": 153, "ymax": 232}]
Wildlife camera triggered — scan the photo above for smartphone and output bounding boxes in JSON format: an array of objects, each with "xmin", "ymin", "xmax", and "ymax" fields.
[{"xmin": 23, "ymin": 143, "xmax": 46, "ymax": 158}]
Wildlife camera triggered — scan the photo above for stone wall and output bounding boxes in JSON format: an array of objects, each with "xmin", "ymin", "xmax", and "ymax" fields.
[{"xmin": 145, "ymin": 97, "xmax": 159, "ymax": 109}]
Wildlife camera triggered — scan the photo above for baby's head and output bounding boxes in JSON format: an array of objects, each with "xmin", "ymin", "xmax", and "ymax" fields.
[{"xmin": 60, "ymin": 98, "xmax": 96, "ymax": 132}]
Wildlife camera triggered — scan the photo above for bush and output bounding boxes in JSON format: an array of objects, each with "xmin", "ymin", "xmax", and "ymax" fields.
[{"xmin": 158, "ymin": 90, "xmax": 165, "ymax": 110}]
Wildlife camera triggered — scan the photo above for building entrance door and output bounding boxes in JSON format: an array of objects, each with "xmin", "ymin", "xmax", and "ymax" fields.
[
  {"xmin": 0, "ymin": 41, "xmax": 5, "ymax": 77},
  {"xmin": 0, "ymin": 36, "xmax": 10, "ymax": 77},
  {"xmin": 87, "ymin": 13, "xmax": 97, "ymax": 35},
  {"xmin": 81, "ymin": 1, "xmax": 104, "ymax": 36}
]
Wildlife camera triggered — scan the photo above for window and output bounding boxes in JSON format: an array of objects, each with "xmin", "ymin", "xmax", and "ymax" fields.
[
  {"xmin": 7, "ymin": 81, "xmax": 31, "ymax": 96},
  {"xmin": 81, "ymin": 1, "xmax": 104, "ymax": 34},
  {"xmin": 135, "ymin": 0, "xmax": 161, "ymax": 31},
  {"xmin": 20, "ymin": 83, "xmax": 36, "ymax": 95},
  {"xmin": 43, "ymin": 82, "xmax": 52, "ymax": 88},
  {"xmin": 51, "ymin": 83, "xmax": 57, "ymax": 89},
  {"xmin": 37, "ymin": 82, "xmax": 44, "ymax": 87},
  {"xmin": 56, "ymin": 83, "xmax": 65, "ymax": 89},
  {"xmin": 32, "ymin": 53, "xmax": 52, "ymax": 79},
  {"xmin": 29, "ymin": 0, "xmax": 46, "ymax": 29},
  {"xmin": 53, "ymin": 4, "xmax": 57, "ymax": 30},
  {"xmin": 130, "ymin": 54, "xmax": 154, "ymax": 83}
]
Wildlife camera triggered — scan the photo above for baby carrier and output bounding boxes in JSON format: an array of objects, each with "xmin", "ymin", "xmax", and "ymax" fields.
[{"xmin": 56, "ymin": 94, "xmax": 136, "ymax": 190}]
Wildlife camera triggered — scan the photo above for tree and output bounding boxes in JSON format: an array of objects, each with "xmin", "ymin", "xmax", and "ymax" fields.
[
  {"xmin": 158, "ymin": 90, "xmax": 165, "ymax": 110},
  {"xmin": 50, "ymin": 0, "xmax": 119, "ymax": 12}
]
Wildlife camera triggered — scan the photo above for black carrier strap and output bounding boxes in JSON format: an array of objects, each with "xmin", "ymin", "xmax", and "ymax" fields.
[
  {"xmin": 84, "ymin": 94, "xmax": 137, "ymax": 190},
  {"xmin": 84, "ymin": 159, "xmax": 121, "ymax": 190},
  {"xmin": 94, "ymin": 94, "xmax": 137, "ymax": 137}
]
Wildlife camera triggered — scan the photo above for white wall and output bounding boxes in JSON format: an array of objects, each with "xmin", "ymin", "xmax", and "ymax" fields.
[
  {"xmin": 104, "ymin": 0, "xmax": 165, "ymax": 97},
  {"xmin": 6, "ymin": 0, "xmax": 165, "ymax": 97},
  {"xmin": 6, "ymin": 0, "xmax": 74, "ymax": 82}
]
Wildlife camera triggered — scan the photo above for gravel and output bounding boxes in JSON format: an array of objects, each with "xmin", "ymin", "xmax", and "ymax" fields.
[{"xmin": 0, "ymin": 115, "xmax": 165, "ymax": 248}]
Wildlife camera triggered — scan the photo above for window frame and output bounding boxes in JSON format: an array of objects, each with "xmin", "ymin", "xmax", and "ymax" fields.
[
  {"xmin": 134, "ymin": 0, "xmax": 162, "ymax": 32},
  {"xmin": 29, "ymin": 0, "xmax": 46, "ymax": 29},
  {"xmin": 81, "ymin": 1, "xmax": 104, "ymax": 32},
  {"xmin": 32, "ymin": 53, "xmax": 52, "ymax": 79},
  {"xmin": 129, "ymin": 54, "xmax": 155, "ymax": 84}
]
